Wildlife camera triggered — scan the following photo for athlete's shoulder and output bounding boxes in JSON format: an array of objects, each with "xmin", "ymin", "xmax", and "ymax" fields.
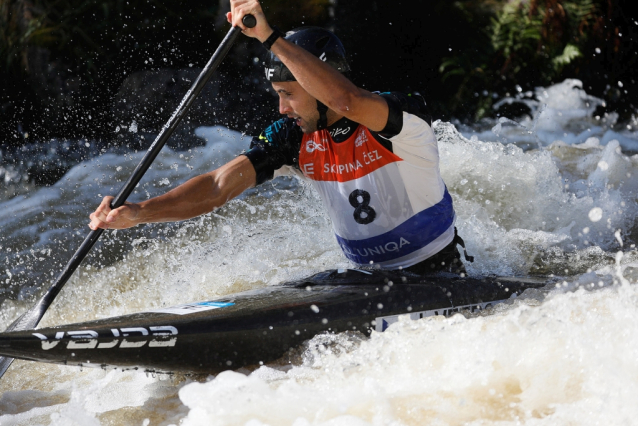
[
  {"xmin": 373, "ymin": 91, "xmax": 430, "ymax": 139},
  {"xmin": 379, "ymin": 91, "xmax": 431, "ymax": 121}
]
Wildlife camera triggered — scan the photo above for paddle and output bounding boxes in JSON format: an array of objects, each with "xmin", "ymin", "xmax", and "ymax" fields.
[{"xmin": 0, "ymin": 14, "xmax": 257, "ymax": 379}]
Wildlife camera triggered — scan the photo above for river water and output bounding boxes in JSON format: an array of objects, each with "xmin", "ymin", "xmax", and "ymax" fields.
[{"xmin": 1, "ymin": 79, "xmax": 637, "ymax": 425}]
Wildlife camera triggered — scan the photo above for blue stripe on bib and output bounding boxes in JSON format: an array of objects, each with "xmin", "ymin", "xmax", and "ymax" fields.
[{"xmin": 335, "ymin": 189, "xmax": 454, "ymax": 265}]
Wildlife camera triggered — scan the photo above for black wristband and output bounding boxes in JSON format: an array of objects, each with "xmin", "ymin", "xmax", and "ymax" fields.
[{"xmin": 263, "ymin": 26, "xmax": 285, "ymax": 50}]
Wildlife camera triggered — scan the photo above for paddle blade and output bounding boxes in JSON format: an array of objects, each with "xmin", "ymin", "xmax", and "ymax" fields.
[{"xmin": 0, "ymin": 301, "xmax": 45, "ymax": 378}]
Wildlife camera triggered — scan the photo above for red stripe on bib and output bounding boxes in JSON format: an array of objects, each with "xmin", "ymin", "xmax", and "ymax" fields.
[{"xmin": 299, "ymin": 126, "xmax": 402, "ymax": 182}]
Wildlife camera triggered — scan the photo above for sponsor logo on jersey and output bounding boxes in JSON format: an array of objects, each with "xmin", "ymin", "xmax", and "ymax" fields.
[
  {"xmin": 303, "ymin": 163, "xmax": 315, "ymax": 175},
  {"xmin": 321, "ymin": 150, "xmax": 383, "ymax": 175},
  {"xmin": 300, "ymin": 126, "xmax": 402, "ymax": 182},
  {"xmin": 339, "ymin": 237, "xmax": 411, "ymax": 258},
  {"xmin": 306, "ymin": 140, "xmax": 327, "ymax": 153},
  {"xmin": 354, "ymin": 129, "xmax": 368, "ymax": 147},
  {"xmin": 329, "ymin": 126, "xmax": 351, "ymax": 138},
  {"xmin": 32, "ymin": 325, "xmax": 178, "ymax": 350},
  {"xmin": 324, "ymin": 160, "xmax": 364, "ymax": 174}
]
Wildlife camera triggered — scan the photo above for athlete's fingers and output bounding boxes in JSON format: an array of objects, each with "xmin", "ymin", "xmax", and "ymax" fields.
[
  {"xmin": 89, "ymin": 213, "xmax": 106, "ymax": 230},
  {"xmin": 97, "ymin": 195, "xmax": 114, "ymax": 213},
  {"xmin": 90, "ymin": 202, "xmax": 139, "ymax": 230},
  {"xmin": 89, "ymin": 212, "xmax": 109, "ymax": 230},
  {"xmin": 229, "ymin": 0, "xmax": 268, "ymax": 37},
  {"xmin": 89, "ymin": 196, "xmax": 116, "ymax": 230},
  {"xmin": 91, "ymin": 196, "xmax": 113, "ymax": 220},
  {"xmin": 106, "ymin": 208, "xmax": 119, "ymax": 223},
  {"xmin": 106, "ymin": 205, "xmax": 133, "ymax": 223},
  {"xmin": 234, "ymin": 2, "xmax": 252, "ymax": 31},
  {"xmin": 229, "ymin": 0, "xmax": 247, "ymax": 28}
]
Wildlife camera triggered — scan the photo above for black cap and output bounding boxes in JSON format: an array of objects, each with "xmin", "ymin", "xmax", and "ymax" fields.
[{"xmin": 265, "ymin": 27, "xmax": 350, "ymax": 82}]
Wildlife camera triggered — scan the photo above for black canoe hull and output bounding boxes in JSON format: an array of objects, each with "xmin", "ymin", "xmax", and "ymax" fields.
[{"xmin": 0, "ymin": 270, "xmax": 548, "ymax": 373}]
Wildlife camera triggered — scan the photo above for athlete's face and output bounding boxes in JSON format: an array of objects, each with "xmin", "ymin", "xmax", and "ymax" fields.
[{"xmin": 272, "ymin": 81, "xmax": 320, "ymax": 134}]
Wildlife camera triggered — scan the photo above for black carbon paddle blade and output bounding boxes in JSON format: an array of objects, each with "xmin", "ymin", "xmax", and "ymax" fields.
[
  {"xmin": 0, "ymin": 357, "xmax": 13, "ymax": 378},
  {"xmin": 0, "ymin": 306, "xmax": 42, "ymax": 376}
]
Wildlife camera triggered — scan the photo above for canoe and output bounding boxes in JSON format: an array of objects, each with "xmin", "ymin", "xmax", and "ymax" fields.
[{"xmin": 0, "ymin": 269, "xmax": 548, "ymax": 373}]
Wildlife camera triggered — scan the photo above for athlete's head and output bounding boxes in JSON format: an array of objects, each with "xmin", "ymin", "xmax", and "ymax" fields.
[
  {"xmin": 265, "ymin": 27, "xmax": 350, "ymax": 134},
  {"xmin": 271, "ymin": 81, "xmax": 322, "ymax": 134}
]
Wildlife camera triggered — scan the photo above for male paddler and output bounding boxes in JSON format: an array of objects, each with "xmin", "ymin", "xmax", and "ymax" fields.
[{"xmin": 89, "ymin": 0, "xmax": 472, "ymax": 275}]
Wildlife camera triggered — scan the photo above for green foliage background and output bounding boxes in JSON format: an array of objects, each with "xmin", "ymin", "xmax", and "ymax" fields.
[
  {"xmin": 0, "ymin": 0, "xmax": 635, "ymax": 143},
  {"xmin": 439, "ymin": 0, "xmax": 628, "ymax": 120}
]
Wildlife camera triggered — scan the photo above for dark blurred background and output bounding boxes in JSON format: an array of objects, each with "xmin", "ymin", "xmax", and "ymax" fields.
[{"xmin": 1, "ymin": 0, "xmax": 636, "ymax": 150}]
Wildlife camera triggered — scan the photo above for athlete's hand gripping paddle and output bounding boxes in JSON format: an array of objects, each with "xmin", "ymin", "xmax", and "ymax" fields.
[{"xmin": 0, "ymin": 14, "xmax": 257, "ymax": 380}]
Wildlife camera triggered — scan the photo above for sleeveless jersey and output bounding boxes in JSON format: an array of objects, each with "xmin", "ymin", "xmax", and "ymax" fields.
[
  {"xmin": 298, "ymin": 124, "xmax": 454, "ymax": 268},
  {"xmin": 244, "ymin": 91, "xmax": 456, "ymax": 269}
]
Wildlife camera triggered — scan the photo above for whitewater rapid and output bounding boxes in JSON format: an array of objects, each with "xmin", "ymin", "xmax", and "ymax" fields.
[{"xmin": 1, "ymin": 79, "xmax": 637, "ymax": 425}]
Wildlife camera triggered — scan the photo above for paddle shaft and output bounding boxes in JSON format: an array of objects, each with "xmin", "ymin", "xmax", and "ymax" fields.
[
  {"xmin": 43, "ymin": 19, "xmax": 253, "ymax": 307},
  {"xmin": 0, "ymin": 15, "xmax": 256, "ymax": 378}
]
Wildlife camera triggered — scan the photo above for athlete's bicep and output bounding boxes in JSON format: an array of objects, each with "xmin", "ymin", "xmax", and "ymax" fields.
[
  {"xmin": 342, "ymin": 89, "xmax": 389, "ymax": 132},
  {"xmin": 212, "ymin": 155, "xmax": 257, "ymax": 202}
]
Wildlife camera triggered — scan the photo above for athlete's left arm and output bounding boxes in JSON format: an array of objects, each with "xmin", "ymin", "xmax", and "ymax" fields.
[
  {"xmin": 273, "ymin": 40, "xmax": 389, "ymax": 131},
  {"xmin": 227, "ymin": 0, "xmax": 389, "ymax": 132}
]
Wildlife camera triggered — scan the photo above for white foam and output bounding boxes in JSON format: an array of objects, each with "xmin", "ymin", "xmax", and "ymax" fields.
[
  {"xmin": 437, "ymin": 121, "xmax": 637, "ymax": 275},
  {"xmin": 2, "ymin": 80, "xmax": 638, "ymax": 425},
  {"xmin": 464, "ymin": 79, "xmax": 622, "ymax": 149},
  {"xmin": 178, "ymin": 284, "xmax": 638, "ymax": 425}
]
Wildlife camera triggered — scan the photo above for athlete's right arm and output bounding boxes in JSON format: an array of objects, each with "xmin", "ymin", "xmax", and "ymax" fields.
[{"xmin": 88, "ymin": 155, "xmax": 256, "ymax": 230}]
